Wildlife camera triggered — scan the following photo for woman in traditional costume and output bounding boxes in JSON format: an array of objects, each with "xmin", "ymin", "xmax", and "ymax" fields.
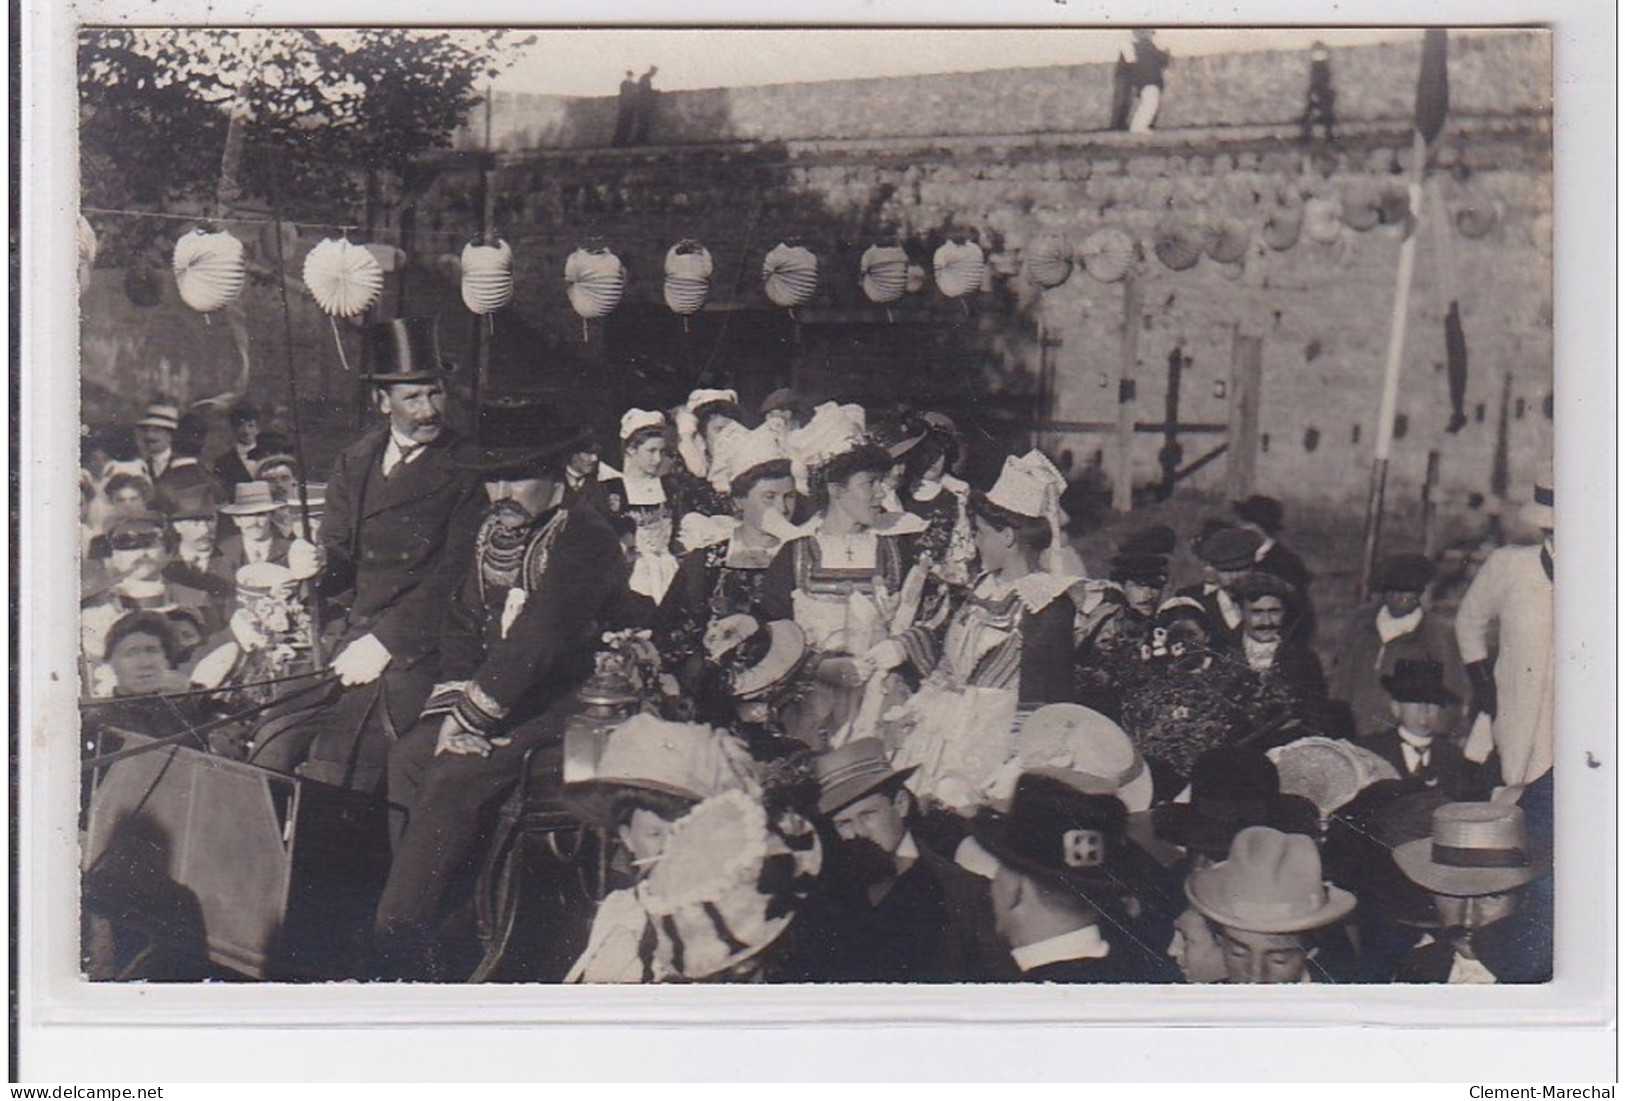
[
  {"xmin": 601, "ymin": 409, "xmax": 682, "ymax": 605},
  {"xmin": 881, "ymin": 451, "xmax": 1084, "ymax": 813}
]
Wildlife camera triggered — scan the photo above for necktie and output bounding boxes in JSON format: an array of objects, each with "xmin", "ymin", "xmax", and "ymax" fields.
[{"xmin": 383, "ymin": 440, "xmax": 422, "ymax": 478}]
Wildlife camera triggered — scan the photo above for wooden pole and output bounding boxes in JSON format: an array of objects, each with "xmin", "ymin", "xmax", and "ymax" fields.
[
  {"xmin": 1422, "ymin": 448, "xmax": 1442, "ymax": 556},
  {"xmin": 1358, "ymin": 128, "xmax": 1428, "ymax": 600},
  {"xmin": 1112, "ymin": 272, "xmax": 1141, "ymax": 513},
  {"xmin": 1227, "ymin": 326, "xmax": 1263, "ymax": 500},
  {"xmin": 1158, "ymin": 344, "xmax": 1185, "ymax": 500}
]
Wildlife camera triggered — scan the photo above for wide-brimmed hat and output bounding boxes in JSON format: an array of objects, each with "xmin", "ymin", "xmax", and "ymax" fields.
[
  {"xmin": 971, "ymin": 772, "xmax": 1128, "ymax": 889},
  {"xmin": 1380, "ymin": 659, "xmax": 1461, "ymax": 707},
  {"xmin": 705, "ymin": 616, "xmax": 811, "ymax": 702},
  {"xmin": 1394, "ymin": 802, "xmax": 1548, "ymax": 897},
  {"xmin": 869, "ymin": 417, "xmax": 928, "ymax": 461},
  {"xmin": 1154, "ymin": 747, "xmax": 1320, "ymax": 858},
  {"xmin": 813, "ymin": 738, "xmax": 917, "ymax": 817},
  {"xmin": 566, "ymin": 714, "xmax": 757, "ymax": 824},
  {"xmin": 219, "ymin": 481, "xmax": 282, "ymax": 515},
  {"xmin": 459, "ymin": 396, "xmax": 590, "ymax": 478},
  {"xmin": 359, "ymin": 317, "xmax": 455, "ymax": 383},
  {"xmin": 1007, "ymin": 704, "xmax": 1154, "ymax": 812},
  {"xmin": 135, "ymin": 402, "xmax": 180, "ymax": 432},
  {"xmin": 1267, "ymin": 736, "xmax": 1399, "ymax": 818},
  {"xmin": 1231, "ymin": 495, "xmax": 1285, "ymax": 534},
  {"xmin": 1195, "ymin": 525, "xmax": 1264, "ymax": 571},
  {"xmin": 1186, "ymin": 825, "xmax": 1356, "ymax": 933},
  {"xmin": 638, "ymin": 790, "xmax": 821, "ymax": 980},
  {"xmin": 235, "ymin": 560, "xmax": 296, "ymax": 597},
  {"xmin": 1372, "ymin": 553, "xmax": 1435, "ymax": 593}
]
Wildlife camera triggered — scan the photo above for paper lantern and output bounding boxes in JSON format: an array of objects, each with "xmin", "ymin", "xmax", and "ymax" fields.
[
  {"xmin": 1079, "ymin": 228, "xmax": 1136, "ymax": 283},
  {"xmin": 905, "ymin": 263, "xmax": 927, "ymax": 294},
  {"xmin": 173, "ymin": 227, "xmax": 246, "ymax": 313},
  {"xmin": 1153, "ymin": 217, "xmax": 1204, "ymax": 272},
  {"xmin": 565, "ymin": 247, "xmax": 626, "ymax": 338},
  {"xmin": 860, "ymin": 244, "xmax": 909, "ymax": 304},
  {"xmin": 1205, "ymin": 218, "xmax": 1253, "ymax": 265},
  {"xmin": 663, "ymin": 239, "xmax": 714, "ymax": 317},
  {"xmin": 1341, "ymin": 178, "xmax": 1382, "ymax": 232},
  {"xmin": 77, "ymin": 215, "xmax": 97, "ymax": 292},
  {"xmin": 461, "ymin": 238, "xmax": 514, "ymax": 315},
  {"xmin": 933, "ymin": 239, "xmax": 986, "ymax": 299},
  {"xmin": 1262, "ymin": 202, "xmax": 1304, "ymax": 251},
  {"xmin": 1454, "ymin": 198, "xmax": 1500, "ymax": 240},
  {"xmin": 303, "ymin": 237, "xmax": 384, "ymax": 319},
  {"xmin": 1023, "ymin": 233, "xmax": 1073, "ymax": 289},
  {"xmin": 1304, "ymin": 197, "xmax": 1345, "ymax": 244},
  {"xmin": 762, "ymin": 243, "xmax": 818, "ymax": 309}
]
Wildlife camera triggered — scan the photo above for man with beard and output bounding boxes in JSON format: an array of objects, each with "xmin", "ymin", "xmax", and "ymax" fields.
[
  {"xmin": 369, "ymin": 400, "xmax": 629, "ymax": 980},
  {"xmin": 80, "ymin": 513, "xmax": 206, "ymax": 683},
  {"xmin": 791, "ymin": 738, "xmax": 1004, "ymax": 982},
  {"xmin": 280, "ymin": 319, "xmax": 485, "ymax": 791}
]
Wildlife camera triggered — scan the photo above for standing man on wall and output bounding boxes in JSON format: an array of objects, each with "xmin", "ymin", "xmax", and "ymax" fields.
[{"xmin": 265, "ymin": 319, "xmax": 484, "ymax": 792}]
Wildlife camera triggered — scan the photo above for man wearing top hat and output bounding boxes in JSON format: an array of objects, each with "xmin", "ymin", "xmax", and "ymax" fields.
[
  {"xmin": 790, "ymin": 738, "xmax": 1004, "ymax": 983},
  {"xmin": 1391, "ymin": 802, "xmax": 1551, "ymax": 983},
  {"xmin": 288, "ymin": 318, "xmax": 486, "ymax": 793},
  {"xmin": 369, "ymin": 399, "xmax": 630, "ymax": 979},
  {"xmin": 974, "ymin": 772, "xmax": 1163, "ymax": 982}
]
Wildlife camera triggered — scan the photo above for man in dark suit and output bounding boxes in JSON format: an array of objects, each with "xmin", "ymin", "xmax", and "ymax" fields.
[
  {"xmin": 792, "ymin": 739, "xmax": 1005, "ymax": 982},
  {"xmin": 1231, "ymin": 495, "xmax": 1313, "ymax": 594},
  {"xmin": 211, "ymin": 403, "xmax": 261, "ymax": 488},
  {"xmin": 369, "ymin": 402, "xmax": 629, "ymax": 979},
  {"xmin": 1356, "ymin": 659, "xmax": 1487, "ymax": 801},
  {"xmin": 978, "ymin": 772, "xmax": 1166, "ymax": 983},
  {"xmin": 268, "ymin": 319, "xmax": 484, "ymax": 792}
]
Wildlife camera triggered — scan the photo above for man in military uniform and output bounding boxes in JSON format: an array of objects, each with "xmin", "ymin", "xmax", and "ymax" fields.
[
  {"xmin": 370, "ymin": 399, "xmax": 630, "ymax": 979},
  {"xmin": 263, "ymin": 319, "xmax": 484, "ymax": 791}
]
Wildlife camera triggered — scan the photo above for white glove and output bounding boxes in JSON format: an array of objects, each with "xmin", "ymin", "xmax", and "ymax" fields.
[
  {"xmin": 286, "ymin": 537, "xmax": 323, "ymax": 580},
  {"xmin": 331, "ymin": 632, "xmax": 392, "ymax": 687}
]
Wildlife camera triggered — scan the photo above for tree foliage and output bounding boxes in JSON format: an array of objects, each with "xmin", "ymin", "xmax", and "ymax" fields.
[{"xmin": 79, "ymin": 28, "xmax": 529, "ymax": 264}]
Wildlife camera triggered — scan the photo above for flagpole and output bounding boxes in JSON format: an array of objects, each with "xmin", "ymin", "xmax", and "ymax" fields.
[
  {"xmin": 1357, "ymin": 128, "xmax": 1427, "ymax": 600},
  {"xmin": 1359, "ymin": 29, "xmax": 1447, "ymax": 600}
]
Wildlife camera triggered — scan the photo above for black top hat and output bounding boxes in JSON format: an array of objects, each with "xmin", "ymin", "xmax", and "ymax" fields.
[
  {"xmin": 1380, "ymin": 659, "xmax": 1461, "ymax": 707},
  {"xmin": 1153, "ymin": 747, "xmax": 1320, "ymax": 858},
  {"xmin": 1232, "ymin": 495, "xmax": 1285, "ymax": 534},
  {"xmin": 360, "ymin": 317, "xmax": 456, "ymax": 383},
  {"xmin": 1372, "ymin": 553, "xmax": 1436, "ymax": 594},
  {"xmin": 971, "ymin": 772, "xmax": 1128, "ymax": 888},
  {"xmin": 460, "ymin": 396, "xmax": 593, "ymax": 479}
]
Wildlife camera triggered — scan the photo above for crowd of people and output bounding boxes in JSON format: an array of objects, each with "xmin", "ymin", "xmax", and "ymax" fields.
[{"xmin": 79, "ymin": 315, "xmax": 1555, "ymax": 986}]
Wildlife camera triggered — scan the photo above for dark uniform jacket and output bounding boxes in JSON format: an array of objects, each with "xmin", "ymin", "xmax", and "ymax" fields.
[
  {"xmin": 315, "ymin": 428, "xmax": 484, "ymax": 670},
  {"xmin": 211, "ymin": 447, "xmax": 257, "ymax": 488},
  {"xmin": 436, "ymin": 503, "xmax": 630, "ymax": 735}
]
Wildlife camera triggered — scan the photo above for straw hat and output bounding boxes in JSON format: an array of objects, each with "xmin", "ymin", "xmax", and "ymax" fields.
[
  {"xmin": 1006, "ymin": 704, "xmax": 1154, "ymax": 812},
  {"xmin": 1186, "ymin": 825, "xmax": 1356, "ymax": 934},
  {"xmin": 565, "ymin": 713, "xmax": 757, "ymax": 824},
  {"xmin": 1267, "ymin": 736, "xmax": 1399, "ymax": 818},
  {"xmin": 812, "ymin": 738, "xmax": 916, "ymax": 817},
  {"xmin": 219, "ymin": 481, "xmax": 282, "ymax": 516},
  {"xmin": 1394, "ymin": 802, "xmax": 1548, "ymax": 897},
  {"xmin": 136, "ymin": 402, "xmax": 181, "ymax": 432}
]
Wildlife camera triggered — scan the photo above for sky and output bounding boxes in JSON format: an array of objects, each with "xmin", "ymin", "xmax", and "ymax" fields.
[{"xmin": 489, "ymin": 27, "xmax": 1452, "ymax": 98}]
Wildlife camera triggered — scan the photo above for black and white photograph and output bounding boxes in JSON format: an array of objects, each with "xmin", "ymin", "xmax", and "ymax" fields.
[{"xmin": 16, "ymin": 5, "xmax": 1616, "ymax": 1082}]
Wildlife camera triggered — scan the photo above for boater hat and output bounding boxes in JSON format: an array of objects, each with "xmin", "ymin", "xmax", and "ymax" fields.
[
  {"xmin": 360, "ymin": 317, "xmax": 456, "ymax": 383},
  {"xmin": 1186, "ymin": 825, "xmax": 1356, "ymax": 934},
  {"xmin": 1394, "ymin": 802, "xmax": 1548, "ymax": 897},
  {"xmin": 135, "ymin": 402, "xmax": 181, "ymax": 432},
  {"xmin": 219, "ymin": 481, "xmax": 282, "ymax": 515},
  {"xmin": 812, "ymin": 738, "xmax": 916, "ymax": 817}
]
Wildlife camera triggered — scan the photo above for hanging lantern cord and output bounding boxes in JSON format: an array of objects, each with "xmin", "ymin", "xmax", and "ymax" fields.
[{"xmin": 328, "ymin": 314, "xmax": 353, "ymax": 372}]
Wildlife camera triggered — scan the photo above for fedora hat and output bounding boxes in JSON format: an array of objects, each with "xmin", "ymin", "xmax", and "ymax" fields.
[
  {"xmin": 135, "ymin": 402, "xmax": 180, "ymax": 432},
  {"xmin": 1380, "ymin": 659, "xmax": 1461, "ymax": 707},
  {"xmin": 459, "ymin": 396, "xmax": 591, "ymax": 479},
  {"xmin": 971, "ymin": 772, "xmax": 1128, "ymax": 888},
  {"xmin": 219, "ymin": 481, "xmax": 282, "ymax": 515},
  {"xmin": 1195, "ymin": 525, "xmax": 1264, "ymax": 571},
  {"xmin": 359, "ymin": 317, "xmax": 456, "ymax": 383},
  {"xmin": 1394, "ymin": 802, "xmax": 1547, "ymax": 897},
  {"xmin": 1372, "ymin": 553, "xmax": 1435, "ymax": 593},
  {"xmin": 813, "ymin": 738, "xmax": 916, "ymax": 817},
  {"xmin": 1186, "ymin": 825, "xmax": 1356, "ymax": 934},
  {"xmin": 1154, "ymin": 747, "xmax": 1320, "ymax": 858}
]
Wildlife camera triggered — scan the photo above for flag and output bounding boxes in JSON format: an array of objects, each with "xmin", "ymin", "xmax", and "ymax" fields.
[{"xmin": 1415, "ymin": 29, "xmax": 1450, "ymax": 146}]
